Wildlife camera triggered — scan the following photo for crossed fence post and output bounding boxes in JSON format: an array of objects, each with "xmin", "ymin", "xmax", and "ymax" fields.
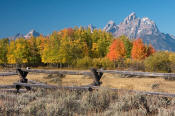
[
  {"xmin": 90, "ymin": 68, "xmax": 103, "ymax": 86},
  {"xmin": 16, "ymin": 68, "xmax": 31, "ymax": 92}
]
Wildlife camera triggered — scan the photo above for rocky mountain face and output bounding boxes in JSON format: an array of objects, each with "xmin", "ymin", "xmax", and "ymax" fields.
[
  {"xmin": 103, "ymin": 20, "xmax": 118, "ymax": 33},
  {"xmin": 9, "ymin": 30, "xmax": 40, "ymax": 40},
  {"xmin": 24, "ymin": 30, "xmax": 40, "ymax": 38},
  {"xmin": 104, "ymin": 12, "xmax": 175, "ymax": 51}
]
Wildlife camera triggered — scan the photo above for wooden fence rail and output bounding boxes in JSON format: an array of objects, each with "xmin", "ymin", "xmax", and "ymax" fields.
[
  {"xmin": 0, "ymin": 72, "xmax": 18, "ymax": 76},
  {"xmin": 13, "ymin": 82, "xmax": 93, "ymax": 91},
  {"xmin": 2, "ymin": 82, "xmax": 175, "ymax": 98},
  {"xmin": 0, "ymin": 85, "xmax": 16, "ymax": 89},
  {"xmin": 98, "ymin": 69, "xmax": 175, "ymax": 78},
  {"xmin": 22, "ymin": 69, "xmax": 92, "ymax": 76},
  {"xmin": 1, "ymin": 69, "xmax": 175, "ymax": 78},
  {"xmin": 17, "ymin": 69, "xmax": 175, "ymax": 78}
]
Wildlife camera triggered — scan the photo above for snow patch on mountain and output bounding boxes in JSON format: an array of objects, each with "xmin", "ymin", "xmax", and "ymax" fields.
[
  {"xmin": 24, "ymin": 30, "xmax": 40, "ymax": 38},
  {"xmin": 103, "ymin": 20, "xmax": 118, "ymax": 33}
]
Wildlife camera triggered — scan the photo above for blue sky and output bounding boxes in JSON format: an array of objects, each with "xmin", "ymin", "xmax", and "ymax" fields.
[{"xmin": 0, "ymin": 0, "xmax": 175, "ymax": 38}]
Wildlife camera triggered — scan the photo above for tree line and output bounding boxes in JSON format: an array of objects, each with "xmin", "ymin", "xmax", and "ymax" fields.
[{"xmin": 0, "ymin": 27, "xmax": 175, "ymax": 72}]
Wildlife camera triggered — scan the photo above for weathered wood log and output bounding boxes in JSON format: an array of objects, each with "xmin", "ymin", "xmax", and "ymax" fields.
[
  {"xmin": 98, "ymin": 69, "xmax": 175, "ymax": 78},
  {"xmin": 0, "ymin": 85, "xmax": 16, "ymax": 89},
  {"xmin": 141, "ymin": 91, "xmax": 175, "ymax": 97},
  {"xmin": 1, "ymin": 69, "xmax": 175, "ymax": 78},
  {"xmin": 13, "ymin": 82, "xmax": 93, "ymax": 91},
  {"xmin": 9, "ymin": 82, "xmax": 175, "ymax": 97},
  {"xmin": 0, "ymin": 72, "xmax": 17, "ymax": 76},
  {"xmin": 129, "ymin": 89, "xmax": 175, "ymax": 97},
  {"xmin": 28, "ymin": 80, "xmax": 47, "ymax": 84},
  {"xmin": 8, "ymin": 69, "xmax": 175, "ymax": 78},
  {"xmin": 22, "ymin": 69, "xmax": 92, "ymax": 76},
  {"xmin": 1, "ymin": 82, "xmax": 175, "ymax": 97},
  {"xmin": 14, "ymin": 82, "xmax": 57, "ymax": 89},
  {"xmin": 0, "ymin": 80, "xmax": 47, "ymax": 89}
]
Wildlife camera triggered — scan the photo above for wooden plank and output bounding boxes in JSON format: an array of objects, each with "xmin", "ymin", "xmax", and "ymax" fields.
[
  {"xmin": 22, "ymin": 69, "xmax": 92, "ymax": 76},
  {"xmin": 0, "ymin": 72, "xmax": 17, "ymax": 76},
  {"xmin": 1, "ymin": 83, "xmax": 175, "ymax": 97},
  {"xmin": 13, "ymin": 82, "xmax": 93, "ymax": 91},
  {"xmin": 13, "ymin": 82, "xmax": 55, "ymax": 89},
  {"xmin": 10, "ymin": 82, "xmax": 175, "ymax": 97},
  {"xmin": 28, "ymin": 80, "xmax": 47, "ymax": 84},
  {"xmin": 0, "ymin": 85, "xmax": 16, "ymax": 89},
  {"xmin": 141, "ymin": 91, "xmax": 175, "ymax": 97},
  {"xmin": 1, "ymin": 69, "xmax": 175, "ymax": 78},
  {"xmin": 98, "ymin": 69, "xmax": 175, "ymax": 78}
]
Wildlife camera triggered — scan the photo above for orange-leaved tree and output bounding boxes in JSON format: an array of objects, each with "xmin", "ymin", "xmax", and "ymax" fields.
[
  {"xmin": 107, "ymin": 39, "xmax": 126, "ymax": 61},
  {"xmin": 131, "ymin": 38, "xmax": 155, "ymax": 60},
  {"xmin": 131, "ymin": 38, "xmax": 146, "ymax": 60}
]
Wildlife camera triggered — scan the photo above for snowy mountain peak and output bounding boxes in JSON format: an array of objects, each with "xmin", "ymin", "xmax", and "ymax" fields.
[
  {"xmin": 108, "ymin": 20, "xmax": 115, "ymax": 25},
  {"xmin": 139, "ymin": 17, "xmax": 160, "ymax": 35},
  {"xmin": 103, "ymin": 12, "xmax": 175, "ymax": 51},
  {"xmin": 124, "ymin": 12, "xmax": 137, "ymax": 24},
  {"xmin": 103, "ymin": 20, "xmax": 118, "ymax": 33},
  {"xmin": 141, "ymin": 17, "xmax": 154, "ymax": 25},
  {"xmin": 128, "ymin": 12, "xmax": 137, "ymax": 19},
  {"xmin": 104, "ymin": 13, "xmax": 160, "ymax": 38},
  {"xmin": 24, "ymin": 29, "xmax": 40, "ymax": 38},
  {"xmin": 142, "ymin": 17, "xmax": 149, "ymax": 21},
  {"xmin": 8, "ymin": 30, "xmax": 40, "ymax": 40},
  {"xmin": 29, "ymin": 29, "xmax": 36, "ymax": 34}
]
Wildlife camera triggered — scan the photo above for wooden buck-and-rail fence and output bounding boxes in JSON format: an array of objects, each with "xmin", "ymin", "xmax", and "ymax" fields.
[{"xmin": 1, "ymin": 68, "xmax": 175, "ymax": 97}]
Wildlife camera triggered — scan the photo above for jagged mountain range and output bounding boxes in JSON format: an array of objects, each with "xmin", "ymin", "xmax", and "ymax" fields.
[
  {"xmin": 7, "ymin": 13, "xmax": 175, "ymax": 51},
  {"xmin": 8, "ymin": 30, "xmax": 40, "ymax": 40},
  {"xmin": 103, "ymin": 12, "xmax": 175, "ymax": 51}
]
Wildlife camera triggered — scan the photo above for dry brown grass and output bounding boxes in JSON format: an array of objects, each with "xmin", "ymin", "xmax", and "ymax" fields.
[
  {"xmin": 1, "ymin": 72, "xmax": 175, "ymax": 94},
  {"xmin": 27, "ymin": 73, "xmax": 93, "ymax": 86},
  {"xmin": 0, "ymin": 75, "xmax": 19, "ymax": 85},
  {"xmin": 101, "ymin": 73, "xmax": 175, "ymax": 93},
  {"xmin": 1, "ymin": 88, "xmax": 175, "ymax": 115}
]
